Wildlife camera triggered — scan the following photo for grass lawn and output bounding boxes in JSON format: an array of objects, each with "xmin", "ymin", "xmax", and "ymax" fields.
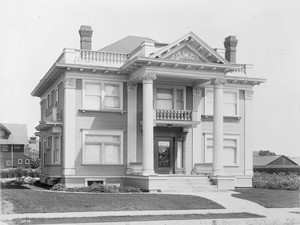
[
  {"xmin": 1, "ymin": 189, "xmax": 223, "ymax": 214},
  {"xmin": 232, "ymin": 188, "xmax": 300, "ymax": 208},
  {"xmin": 7, "ymin": 213, "xmax": 264, "ymax": 224}
]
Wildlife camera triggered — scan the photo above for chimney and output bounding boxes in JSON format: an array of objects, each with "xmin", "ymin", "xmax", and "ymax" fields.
[
  {"xmin": 79, "ymin": 25, "xmax": 93, "ymax": 50},
  {"xmin": 29, "ymin": 136, "xmax": 37, "ymax": 144},
  {"xmin": 224, "ymin": 36, "xmax": 238, "ymax": 63}
]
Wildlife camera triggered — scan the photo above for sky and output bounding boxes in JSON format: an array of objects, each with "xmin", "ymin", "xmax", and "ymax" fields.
[{"xmin": 0, "ymin": 0, "xmax": 299, "ymax": 157}]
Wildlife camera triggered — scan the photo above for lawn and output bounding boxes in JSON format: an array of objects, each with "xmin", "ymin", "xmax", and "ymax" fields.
[
  {"xmin": 8, "ymin": 213, "xmax": 264, "ymax": 224},
  {"xmin": 232, "ymin": 188, "xmax": 300, "ymax": 208},
  {"xmin": 1, "ymin": 189, "xmax": 224, "ymax": 214}
]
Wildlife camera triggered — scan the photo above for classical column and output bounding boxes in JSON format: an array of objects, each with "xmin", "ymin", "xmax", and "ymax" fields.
[
  {"xmin": 127, "ymin": 82, "xmax": 138, "ymax": 165},
  {"xmin": 140, "ymin": 73, "xmax": 157, "ymax": 175},
  {"xmin": 62, "ymin": 77, "xmax": 77, "ymax": 176},
  {"xmin": 212, "ymin": 78, "xmax": 227, "ymax": 176},
  {"xmin": 244, "ymin": 90, "xmax": 254, "ymax": 175}
]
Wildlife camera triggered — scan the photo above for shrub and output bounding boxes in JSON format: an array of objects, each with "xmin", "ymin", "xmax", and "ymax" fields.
[
  {"xmin": 253, "ymin": 172, "xmax": 300, "ymax": 190},
  {"xmin": 50, "ymin": 183, "xmax": 67, "ymax": 191},
  {"xmin": 1, "ymin": 179, "xmax": 23, "ymax": 189},
  {"xmin": 0, "ymin": 168, "xmax": 40, "ymax": 178}
]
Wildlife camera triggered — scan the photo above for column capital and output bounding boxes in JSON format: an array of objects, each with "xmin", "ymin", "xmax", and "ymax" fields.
[
  {"xmin": 245, "ymin": 90, "xmax": 254, "ymax": 100},
  {"xmin": 127, "ymin": 82, "xmax": 138, "ymax": 90},
  {"xmin": 211, "ymin": 78, "xmax": 227, "ymax": 87},
  {"xmin": 63, "ymin": 77, "xmax": 77, "ymax": 89},
  {"xmin": 139, "ymin": 73, "xmax": 157, "ymax": 84}
]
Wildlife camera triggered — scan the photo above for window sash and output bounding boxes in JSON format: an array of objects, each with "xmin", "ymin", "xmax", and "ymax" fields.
[
  {"xmin": 84, "ymin": 82, "xmax": 122, "ymax": 110},
  {"xmin": 155, "ymin": 87, "xmax": 185, "ymax": 110},
  {"xmin": 83, "ymin": 131, "xmax": 123, "ymax": 165}
]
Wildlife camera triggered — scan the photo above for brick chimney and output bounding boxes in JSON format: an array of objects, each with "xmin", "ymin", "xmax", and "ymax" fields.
[
  {"xmin": 224, "ymin": 36, "xmax": 238, "ymax": 63},
  {"xmin": 79, "ymin": 25, "xmax": 93, "ymax": 50}
]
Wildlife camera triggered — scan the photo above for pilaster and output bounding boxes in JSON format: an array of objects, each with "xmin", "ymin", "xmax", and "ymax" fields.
[
  {"xmin": 62, "ymin": 77, "xmax": 77, "ymax": 176},
  {"xmin": 244, "ymin": 90, "xmax": 254, "ymax": 175},
  {"xmin": 192, "ymin": 86, "xmax": 202, "ymax": 165},
  {"xmin": 127, "ymin": 82, "xmax": 138, "ymax": 165}
]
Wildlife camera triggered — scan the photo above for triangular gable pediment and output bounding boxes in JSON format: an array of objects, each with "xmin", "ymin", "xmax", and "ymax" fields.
[
  {"xmin": 164, "ymin": 45, "xmax": 208, "ymax": 63},
  {"xmin": 151, "ymin": 32, "xmax": 229, "ymax": 65}
]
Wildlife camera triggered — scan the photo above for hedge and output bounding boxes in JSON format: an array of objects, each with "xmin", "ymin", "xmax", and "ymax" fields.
[
  {"xmin": 0, "ymin": 167, "xmax": 40, "ymax": 178},
  {"xmin": 253, "ymin": 172, "xmax": 300, "ymax": 190},
  {"xmin": 50, "ymin": 182, "xmax": 142, "ymax": 193}
]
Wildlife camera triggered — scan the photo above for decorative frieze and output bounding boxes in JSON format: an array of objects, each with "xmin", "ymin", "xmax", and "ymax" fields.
[
  {"xmin": 171, "ymin": 48, "xmax": 200, "ymax": 62},
  {"xmin": 139, "ymin": 73, "xmax": 157, "ymax": 84},
  {"xmin": 244, "ymin": 90, "xmax": 254, "ymax": 100},
  {"xmin": 63, "ymin": 77, "xmax": 77, "ymax": 89},
  {"xmin": 211, "ymin": 78, "xmax": 227, "ymax": 87},
  {"xmin": 127, "ymin": 82, "xmax": 138, "ymax": 90}
]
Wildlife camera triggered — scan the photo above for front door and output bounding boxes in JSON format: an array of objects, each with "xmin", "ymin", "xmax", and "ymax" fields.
[{"xmin": 154, "ymin": 137, "xmax": 174, "ymax": 174}]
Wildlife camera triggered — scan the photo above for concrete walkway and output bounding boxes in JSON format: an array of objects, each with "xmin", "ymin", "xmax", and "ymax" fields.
[{"xmin": 1, "ymin": 190, "xmax": 300, "ymax": 225}]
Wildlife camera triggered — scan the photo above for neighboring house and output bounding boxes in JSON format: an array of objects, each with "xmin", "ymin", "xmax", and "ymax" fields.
[
  {"xmin": 253, "ymin": 155, "xmax": 300, "ymax": 174},
  {"xmin": 0, "ymin": 123, "xmax": 31, "ymax": 168},
  {"xmin": 31, "ymin": 25, "xmax": 266, "ymax": 190}
]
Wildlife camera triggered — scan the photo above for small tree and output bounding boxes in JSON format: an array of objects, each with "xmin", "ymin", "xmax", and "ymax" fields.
[{"xmin": 24, "ymin": 144, "xmax": 40, "ymax": 168}]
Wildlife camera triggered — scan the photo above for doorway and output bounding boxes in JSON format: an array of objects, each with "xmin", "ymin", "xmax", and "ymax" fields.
[{"xmin": 154, "ymin": 137, "xmax": 174, "ymax": 174}]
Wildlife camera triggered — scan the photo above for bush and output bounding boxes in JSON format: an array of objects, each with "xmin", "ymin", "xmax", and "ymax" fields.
[
  {"xmin": 50, "ymin": 182, "xmax": 141, "ymax": 193},
  {"xmin": 50, "ymin": 183, "xmax": 67, "ymax": 191},
  {"xmin": 253, "ymin": 172, "xmax": 300, "ymax": 190},
  {"xmin": 0, "ymin": 168, "xmax": 40, "ymax": 178},
  {"xmin": 1, "ymin": 179, "xmax": 23, "ymax": 189}
]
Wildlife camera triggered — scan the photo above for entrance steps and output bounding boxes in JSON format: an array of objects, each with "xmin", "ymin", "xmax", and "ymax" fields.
[{"xmin": 162, "ymin": 176, "xmax": 219, "ymax": 193}]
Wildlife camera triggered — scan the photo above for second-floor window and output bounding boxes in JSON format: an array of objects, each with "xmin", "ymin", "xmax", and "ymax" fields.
[
  {"xmin": 204, "ymin": 89, "xmax": 239, "ymax": 116},
  {"xmin": 83, "ymin": 81, "xmax": 123, "ymax": 110},
  {"xmin": 155, "ymin": 85, "xmax": 185, "ymax": 110}
]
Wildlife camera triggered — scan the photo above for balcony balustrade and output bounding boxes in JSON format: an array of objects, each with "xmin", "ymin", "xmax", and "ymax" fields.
[
  {"xmin": 61, "ymin": 48, "xmax": 129, "ymax": 67},
  {"xmin": 155, "ymin": 109, "xmax": 193, "ymax": 121}
]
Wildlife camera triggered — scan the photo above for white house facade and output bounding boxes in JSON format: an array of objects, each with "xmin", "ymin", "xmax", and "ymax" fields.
[{"xmin": 32, "ymin": 25, "xmax": 265, "ymax": 191}]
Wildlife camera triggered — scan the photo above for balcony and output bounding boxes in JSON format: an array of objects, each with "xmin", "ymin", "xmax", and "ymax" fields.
[
  {"xmin": 154, "ymin": 109, "xmax": 200, "ymax": 128},
  {"xmin": 61, "ymin": 48, "xmax": 129, "ymax": 68},
  {"xmin": 36, "ymin": 107, "xmax": 63, "ymax": 132}
]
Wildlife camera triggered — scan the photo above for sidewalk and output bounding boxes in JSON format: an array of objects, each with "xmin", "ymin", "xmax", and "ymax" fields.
[{"xmin": 2, "ymin": 190, "xmax": 300, "ymax": 224}]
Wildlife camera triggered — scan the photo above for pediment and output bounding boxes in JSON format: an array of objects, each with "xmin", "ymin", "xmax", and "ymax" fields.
[
  {"xmin": 151, "ymin": 32, "xmax": 229, "ymax": 65},
  {"xmin": 165, "ymin": 45, "xmax": 208, "ymax": 63}
]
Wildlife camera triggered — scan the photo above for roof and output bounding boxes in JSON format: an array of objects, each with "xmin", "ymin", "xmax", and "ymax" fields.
[
  {"xmin": 0, "ymin": 123, "xmax": 28, "ymax": 145},
  {"xmin": 253, "ymin": 155, "xmax": 281, "ymax": 166},
  {"xmin": 99, "ymin": 36, "xmax": 157, "ymax": 54},
  {"xmin": 290, "ymin": 157, "xmax": 300, "ymax": 165}
]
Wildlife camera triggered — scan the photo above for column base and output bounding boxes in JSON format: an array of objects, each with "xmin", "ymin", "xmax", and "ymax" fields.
[
  {"xmin": 244, "ymin": 169, "xmax": 253, "ymax": 176},
  {"xmin": 141, "ymin": 169, "xmax": 156, "ymax": 176}
]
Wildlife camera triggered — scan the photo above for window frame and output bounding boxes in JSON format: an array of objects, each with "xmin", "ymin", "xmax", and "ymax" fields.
[
  {"xmin": 18, "ymin": 159, "xmax": 23, "ymax": 165},
  {"xmin": 204, "ymin": 133, "xmax": 239, "ymax": 166},
  {"xmin": 82, "ymin": 80, "xmax": 123, "ymax": 111},
  {"xmin": 204, "ymin": 88, "xmax": 239, "ymax": 117},
  {"xmin": 82, "ymin": 129, "xmax": 124, "ymax": 165},
  {"xmin": 25, "ymin": 159, "xmax": 30, "ymax": 164},
  {"xmin": 1, "ymin": 145, "xmax": 9, "ymax": 151},
  {"xmin": 154, "ymin": 85, "xmax": 186, "ymax": 110},
  {"xmin": 52, "ymin": 134, "xmax": 61, "ymax": 164}
]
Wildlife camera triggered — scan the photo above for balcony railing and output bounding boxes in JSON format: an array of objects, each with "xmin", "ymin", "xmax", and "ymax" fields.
[
  {"xmin": 44, "ymin": 107, "xmax": 62, "ymax": 122},
  {"xmin": 61, "ymin": 48, "xmax": 129, "ymax": 67},
  {"xmin": 155, "ymin": 109, "xmax": 193, "ymax": 121}
]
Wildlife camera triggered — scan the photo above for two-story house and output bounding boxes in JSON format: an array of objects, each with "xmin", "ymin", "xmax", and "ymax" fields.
[
  {"xmin": 0, "ymin": 123, "xmax": 31, "ymax": 168},
  {"xmin": 31, "ymin": 25, "xmax": 265, "ymax": 190}
]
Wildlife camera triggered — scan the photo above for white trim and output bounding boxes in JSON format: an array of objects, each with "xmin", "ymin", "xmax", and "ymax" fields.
[
  {"xmin": 82, "ymin": 79, "xmax": 123, "ymax": 111},
  {"xmin": 204, "ymin": 87, "xmax": 239, "ymax": 117},
  {"xmin": 154, "ymin": 84, "xmax": 186, "ymax": 110},
  {"xmin": 81, "ymin": 129, "xmax": 124, "ymax": 165},
  {"xmin": 204, "ymin": 133, "xmax": 240, "ymax": 166},
  {"xmin": 17, "ymin": 159, "xmax": 23, "ymax": 164},
  {"xmin": 25, "ymin": 159, "xmax": 30, "ymax": 164}
]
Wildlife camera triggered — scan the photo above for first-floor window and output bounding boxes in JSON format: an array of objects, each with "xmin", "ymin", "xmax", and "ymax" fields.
[
  {"xmin": 204, "ymin": 134, "xmax": 239, "ymax": 166},
  {"xmin": 25, "ymin": 159, "xmax": 30, "ymax": 164},
  {"xmin": 82, "ymin": 130, "xmax": 123, "ymax": 165},
  {"xmin": 1, "ymin": 145, "xmax": 8, "ymax": 151},
  {"xmin": 53, "ymin": 135, "xmax": 60, "ymax": 164},
  {"xmin": 18, "ymin": 159, "xmax": 23, "ymax": 164}
]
